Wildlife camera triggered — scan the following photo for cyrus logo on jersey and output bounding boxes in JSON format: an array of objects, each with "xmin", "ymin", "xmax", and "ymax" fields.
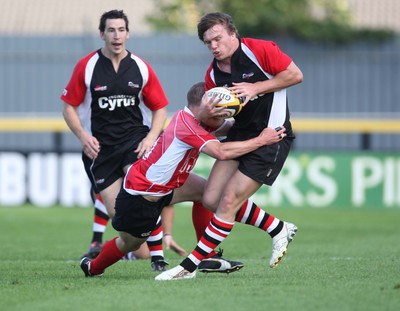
[{"xmin": 98, "ymin": 96, "xmax": 136, "ymax": 111}]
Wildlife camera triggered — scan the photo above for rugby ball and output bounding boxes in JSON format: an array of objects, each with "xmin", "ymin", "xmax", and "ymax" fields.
[{"xmin": 206, "ymin": 87, "xmax": 243, "ymax": 118}]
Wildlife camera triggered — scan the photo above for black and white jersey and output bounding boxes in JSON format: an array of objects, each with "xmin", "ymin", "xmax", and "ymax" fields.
[{"xmin": 61, "ymin": 49, "xmax": 168, "ymax": 146}]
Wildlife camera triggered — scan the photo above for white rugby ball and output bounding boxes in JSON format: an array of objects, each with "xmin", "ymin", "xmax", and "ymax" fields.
[{"xmin": 206, "ymin": 87, "xmax": 243, "ymax": 118}]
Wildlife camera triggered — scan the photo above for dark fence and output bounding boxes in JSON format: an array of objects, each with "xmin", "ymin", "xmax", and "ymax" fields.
[{"xmin": 0, "ymin": 34, "xmax": 399, "ymax": 151}]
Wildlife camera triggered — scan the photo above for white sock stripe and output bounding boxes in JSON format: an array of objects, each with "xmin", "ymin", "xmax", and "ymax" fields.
[
  {"xmin": 93, "ymin": 224, "xmax": 106, "ymax": 232},
  {"xmin": 210, "ymin": 225, "xmax": 230, "ymax": 236},
  {"xmin": 214, "ymin": 215, "xmax": 234, "ymax": 226},
  {"xmin": 147, "ymin": 231, "xmax": 163, "ymax": 242},
  {"xmin": 267, "ymin": 218, "xmax": 280, "ymax": 233},
  {"xmin": 149, "ymin": 250, "xmax": 163, "ymax": 257},
  {"xmin": 240, "ymin": 200, "xmax": 253, "ymax": 223},
  {"xmin": 94, "ymin": 199, "xmax": 108, "ymax": 215},
  {"xmin": 254, "ymin": 211, "xmax": 265, "ymax": 227},
  {"xmin": 198, "ymin": 240, "xmax": 214, "ymax": 253},
  {"xmin": 188, "ymin": 253, "xmax": 201, "ymax": 265},
  {"xmin": 205, "ymin": 226, "xmax": 226, "ymax": 241},
  {"xmin": 210, "ymin": 216, "xmax": 234, "ymax": 236}
]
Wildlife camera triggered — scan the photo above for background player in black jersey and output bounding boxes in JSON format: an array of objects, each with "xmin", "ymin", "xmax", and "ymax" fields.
[
  {"xmin": 61, "ymin": 9, "xmax": 186, "ymax": 271},
  {"xmin": 157, "ymin": 12, "xmax": 304, "ymax": 280}
]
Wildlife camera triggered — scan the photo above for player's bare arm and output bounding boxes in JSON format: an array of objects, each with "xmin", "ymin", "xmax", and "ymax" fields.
[
  {"xmin": 202, "ymin": 126, "xmax": 286, "ymax": 160},
  {"xmin": 230, "ymin": 61, "xmax": 303, "ymax": 105},
  {"xmin": 63, "ymin": 103, "xmax": 100, "ymax": 159},
  {"xmin": 135, "ymin": 106, "xmax": 167, "ymax": 158}
]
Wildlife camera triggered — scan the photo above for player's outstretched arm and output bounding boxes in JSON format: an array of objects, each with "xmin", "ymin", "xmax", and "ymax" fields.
[{"xmin": 202, "ymin": 126, "xmax": 286, "ymax": 160}]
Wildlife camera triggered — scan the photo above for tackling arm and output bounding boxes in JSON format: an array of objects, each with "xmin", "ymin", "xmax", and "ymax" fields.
[{"xmin": 202, "ymin": 126, "xmax": 286, "ymax": 160}]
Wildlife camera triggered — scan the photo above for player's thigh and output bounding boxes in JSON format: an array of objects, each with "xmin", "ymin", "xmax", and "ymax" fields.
[
  {"xmin": 222, "ymin": 170, "xmax": 261, "ymax": 204},
  {"xmin": 132, "ymin": 243, "xmax": 150, "ymax": 259},
  {"xmin": 170, "ymin": 173, "xmax": 206, "ymax": 204},
  {"xmin": 215, "ymin": 171, "xmax": 262, "ymax": 220},
  {"xmin": 100, "ymin": 178, "xmax": 123, "ymax": 217},
  {"xmin": 118, "ymin": 231, "xmax": 147, "ymax": 253},
  {"xmin": 203, "ymin": 159, "xmax": 239, "ymax": 209}
]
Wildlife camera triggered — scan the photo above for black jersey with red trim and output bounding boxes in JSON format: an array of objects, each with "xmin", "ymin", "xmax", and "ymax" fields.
[
  {"xmin": 204, "ymin": 38, "xmax": 294, "ymax": 140},
  {"xmin": 61, "ymin": 49, "xmax": 168, "ymax": 146}
]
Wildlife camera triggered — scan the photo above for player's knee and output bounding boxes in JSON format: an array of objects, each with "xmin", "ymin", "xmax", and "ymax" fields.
[{"xmin": 201, "ymin": 195, "xmax": 218, "ymax": 211}]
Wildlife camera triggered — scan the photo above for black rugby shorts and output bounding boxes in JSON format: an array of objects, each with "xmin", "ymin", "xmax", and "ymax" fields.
[
  {"xmin": 82, "ymin": 136, "xmax": 144, "ymax": 193},
  {"xmin": 112, "ymin": 188, "xmax": 173, "ymax": 238},
  {"xmin": 237, "ymin": 138, "xmax": 292, "ymax": 186}
]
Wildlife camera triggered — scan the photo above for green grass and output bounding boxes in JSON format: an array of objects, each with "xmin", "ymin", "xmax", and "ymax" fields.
[{"xmin": 0, "ymin": 205, "xmax": 399, "ymax": 311}]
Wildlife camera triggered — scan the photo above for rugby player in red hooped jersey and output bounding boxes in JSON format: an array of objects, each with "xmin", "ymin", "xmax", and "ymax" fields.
[
  {"xmin": 79, "ymin": 81, "xmax": 287, "ymax": 278},
  {"xmin": 61, "ymin": 9, "xmax": 192, "ymax": 271}
]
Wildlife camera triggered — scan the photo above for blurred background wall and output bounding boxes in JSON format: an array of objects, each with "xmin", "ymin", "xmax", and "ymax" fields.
[{"xmin": 0, "ymin": 0, "xmax": 399, "ymax": 152}]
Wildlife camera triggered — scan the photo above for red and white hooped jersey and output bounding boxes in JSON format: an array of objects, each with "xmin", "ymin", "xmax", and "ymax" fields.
[
  {"xmin": 61, "ymin": 49, "xmax": 168, "ymax": 146},
  {"xmin": 123, "ymin": 107, "xmax": 219, "ymax": 196}
]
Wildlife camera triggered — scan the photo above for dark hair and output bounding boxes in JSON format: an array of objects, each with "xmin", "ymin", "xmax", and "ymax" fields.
[
  {"xmin": 197, "ymin": 12, "xmax": 239, "ymax": 42},
  {"xmin": 99, "ymin": 10, "xmax": 129, "ymax": 32},
  {"xmin": 187, "ymin": 82, "xmax": 206, "ymax": 107}
]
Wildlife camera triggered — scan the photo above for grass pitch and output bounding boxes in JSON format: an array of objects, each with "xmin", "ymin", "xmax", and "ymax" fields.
[{"xmin": 0, "ymin": 205, "xmax": 399, "ymax": 311}]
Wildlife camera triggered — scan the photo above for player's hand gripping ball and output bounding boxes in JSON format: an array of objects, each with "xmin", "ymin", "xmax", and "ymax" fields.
[{"xmin": 207, "ymin": 87, "xmax": 243, "ymax": 118}]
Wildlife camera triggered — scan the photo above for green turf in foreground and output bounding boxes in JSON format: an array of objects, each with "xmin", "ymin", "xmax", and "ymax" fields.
[{"xmin": 0, "ymin": 205, "xmax": 399, "ymax": 311}]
